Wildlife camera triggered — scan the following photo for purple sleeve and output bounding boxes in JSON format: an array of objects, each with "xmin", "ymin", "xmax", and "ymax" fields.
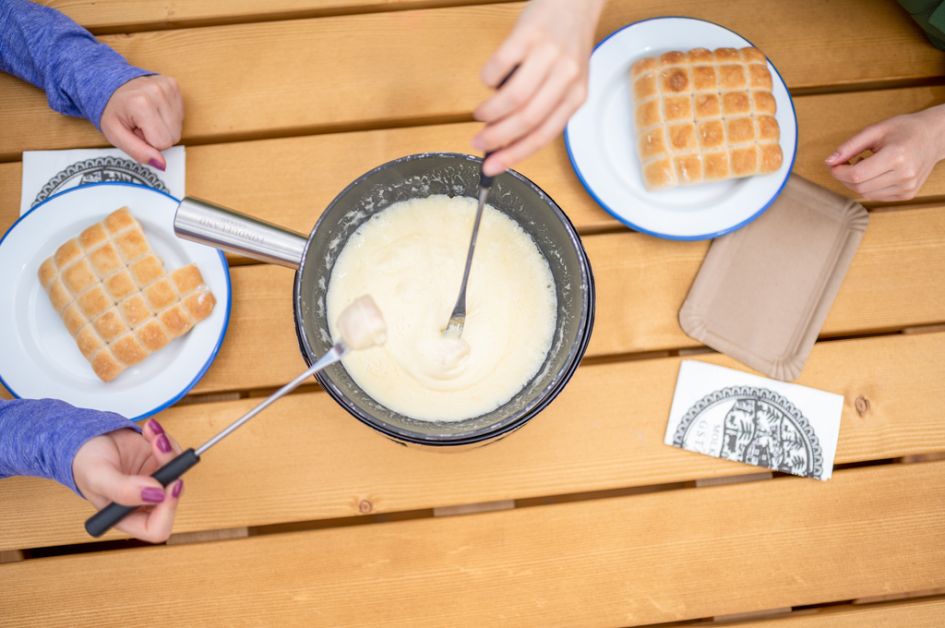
[
  {"xmin": 0, "ymin": 398, "xmax": 140, "ymax": 496},
  {"xmin": 0, "ymin": 0, "xmax": 153, "ymax": 128}
]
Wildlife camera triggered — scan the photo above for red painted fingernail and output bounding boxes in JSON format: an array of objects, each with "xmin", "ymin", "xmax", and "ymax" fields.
[
  {"xmin": 171, "ymin": 480, "xmax": 183, "ymax": 498},
  {"xmin": 148, "ymin": 158, "xmax": 166, "ymax": 171},
  {"xmin": 157, "ymin": 434, "xmax": 172, "ymax": 454},
  {"xmin": 141, "ymin": 487, "xmax": 165, "ymax": 503},
  {"xmin": 148, "ymin": 419, "xmax": 164, "ymax": 435}
]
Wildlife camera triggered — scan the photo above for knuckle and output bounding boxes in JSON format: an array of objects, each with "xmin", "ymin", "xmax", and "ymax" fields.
[
  {"xmin": 507, "ymin": 89, "xmax": 527, "ymax": 109},
  {"xmin": 518, "ymin": 107, "xmax": 541, "ymax": 129},
  {"xmin": 560, "ymin": 58, "xmax": 580, "ymax": 80}
]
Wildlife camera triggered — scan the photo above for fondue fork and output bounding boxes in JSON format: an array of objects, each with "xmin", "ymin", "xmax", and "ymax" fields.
[
  {"xmin": 444, "ymin": 70, "xmax": 516, "ymax": 338},
  {"xmin": 444, "ymin": 179, "xmax": 492, "ymax": 338},
  {"xmin": 84, "ymin": 342, "xmax": 348, "ymax": 538}
]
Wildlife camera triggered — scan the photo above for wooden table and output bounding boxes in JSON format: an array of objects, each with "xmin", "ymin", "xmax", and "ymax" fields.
[{"xmin": 1, "ymin": 1, "xmax": 944, "ymax": 625}]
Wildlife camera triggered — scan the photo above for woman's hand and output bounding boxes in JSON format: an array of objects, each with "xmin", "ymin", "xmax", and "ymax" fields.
[
  {"xmin": 73, "ymin": 419, "xmax": 184, "ymax": 543},
  {"xmin": 100, "ymin": 75, "xmax": 183, "ymax": 171},
  {"xmin": 826, "ymin": 104, "xmax": 945, "ymax": 202},
  {"xmin": 473, "ymin": 0, "xmax": 605, "ymax": 176}
]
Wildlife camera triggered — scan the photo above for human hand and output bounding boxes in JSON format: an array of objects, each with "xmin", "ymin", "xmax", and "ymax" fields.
[
  {"xmin": 100, "ymin": 75, "xmax": 183, "ymax": 171},
  {"xmin": 826, "ymin": 104, "xmax": 945, "ymax": 201},
  {"xmin": 74, "ymin": 418, "xmax": 183, "ymax": 543},
  {"xmin": 473, "ymin": 0, "xmax": 605, "ymax": 176}
]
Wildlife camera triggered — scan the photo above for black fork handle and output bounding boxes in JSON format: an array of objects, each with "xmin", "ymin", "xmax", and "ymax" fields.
[{"xmin": 84, "ymin": 448, "xmax": 201, "ymax": 538}]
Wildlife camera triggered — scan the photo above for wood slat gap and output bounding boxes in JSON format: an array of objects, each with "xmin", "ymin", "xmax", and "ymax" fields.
[
  {"xmin": 0, "ymin": 111, "xmax": 476, "ymax": 165},
  {"xmin": 706, "ymin": 594, "xmax": 945, "ymax": 626},
  {"xmin": 119, "ymin": 314, "xmax": 945, "ymax": 410},
  {"xmin": 167, "ymin": 526, "xmax": 249, "ymax": 545},
  {"xmin": 712, "ymin": 607, "xmax": 793, "ymax": 624},
  {"xmin": 433, "ymin": 499, "xmax": 515, "ymax": 517},
  {"xmin": 83, "ymin": 0, "xmax": 523, "ymax": 36},
  {"xmin": 901, "ymin": 323, "xmax": 945, "ymax": 335},
  {"xmin": 176, "ymin": 324, "xmax": 945, "ymax": 405},
  {"xmin": 0, "ymin": 550, "xmax": 24, "ymax": 563},
  {"xmin": 789, "ymin": 76, "xmax": 945, "ymax": 98},
  {"xmin": 853, "ymin": 588, "xmax": 945, "ymax": 605},
  {"xmin": 248, "ymin": 507, "xmax": 435, "ymax": 537},
  {"xmin": 695, "ymin": 472, "xmax": 773, "ymax": 488}
]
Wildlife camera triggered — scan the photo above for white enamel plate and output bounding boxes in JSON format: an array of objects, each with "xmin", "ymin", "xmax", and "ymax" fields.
[
  {"xmin": 0, "ymin": 183, "xmax": 231, "ymax": 420},
  {"xmin": 565, "ymin": 17, "xmax": 797, "ymax": 240}
]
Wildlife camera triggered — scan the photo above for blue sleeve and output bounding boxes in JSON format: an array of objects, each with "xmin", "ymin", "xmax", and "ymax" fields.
[
  {"xmin": 0, "ymin": 398, "xmax": 141, "ymax": 496},
  {"xmin": 0, "ymin": 0, "xmax": 153, "ymax": 128}
]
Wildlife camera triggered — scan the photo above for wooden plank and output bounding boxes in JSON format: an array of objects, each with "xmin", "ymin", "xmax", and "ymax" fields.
[
  {"xmin": 47, "ymin": 0, "xmax": 519, "ymax": 32},
  {"xmin": 5, "ymin": 86, "xmax": 945, "ymax": 239},
  {"xmin": 722, "ymin": 597, "xmax": 945, "ymax": 627},
  {"xmin": 2, "ymin": 462, "xmax": 943, "ymax": 626},
  {"xmin": 0, "ymin": 0, "xmax": 940, "ymax": 158},
  {"xmin": 186, "ymin": 206, "xmax": 944, "ymax": 394},
  {"xmin": 1, "ymin": 330, "xmax": 943, "ymax": 552},
  {"xmin": 1, "ymin": 196, "xmax": 942, "ymax": 395},
  {"xmin": 1, "ymin": 203, "xmax": 942, "ymax": 398}
]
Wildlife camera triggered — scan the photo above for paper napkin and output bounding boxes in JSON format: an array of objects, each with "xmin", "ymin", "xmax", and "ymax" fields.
[
  {"xmin": 664, "ymin": 360, "xmax": 843, "ymax": 480},
  {"xmin": 20, "ymin": 146, "xmax": 185, "ymax": 215}
]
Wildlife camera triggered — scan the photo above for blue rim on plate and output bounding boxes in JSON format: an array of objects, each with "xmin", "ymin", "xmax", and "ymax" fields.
[
  {"xmin": 563, "ymin": 16, "xmax": 799, "ymax": 241},
  {"xmin": 0, "ymin": 181, "xmax": 232, "ymax": 421}
]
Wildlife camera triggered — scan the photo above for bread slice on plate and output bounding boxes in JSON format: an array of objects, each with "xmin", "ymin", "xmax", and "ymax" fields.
[
  {"xmin": 38, "ymin": 207, "xmax": 216, "ymax": 382},
  {"xmin": 631, "ymin": 47, "xmax": 783, "ymax": 190}
]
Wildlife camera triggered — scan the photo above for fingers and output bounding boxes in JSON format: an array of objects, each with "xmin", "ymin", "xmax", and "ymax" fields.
[
  {"xmin": 474, "ymin": 43, "xmax": 556, "ymax": 124},
  {"xmin": 100, "ymin": 75, "xmax": 183, "ymax": 169},
  {"xmin": 86, "ymin": 420, "xmax": 186, "ymax": 544},
  {"xmin": 481, "ymin": 27, "xmax": 530, "ymax": 88},
  {"xmin": 102, "ymin": 119, "xmax": 166, "ymax": 168},
  {"xmin": 114, "ymin": 479, "xmax": 183, "ymax": 544},
  {"xmin": 833, "ymin": 166, "xmax": 900, "ymax": 196},
  {"xmin": 131, "ymin": 102, "xmax": 176, "ymax": 154},
  {"xmin": 482, "ymin": 86, "xmax": 583, "ymax": 176},
  {"xmin": 474, "ymin": 59, "xmax": 578, "ymax": 154},
  {"xmin": 826, "ymin": 123, "xmax": 887, "ymax": 166},
  {"xmin": 830, "ymin": 151, "xmax": 895, "ymax": 187},
  {"xmin": 84, "ymin": 457, "xmax": 166, "ymax": 508},
  {"xmin": 143, "ymin": 419, "xmax": 177, "ymax": 456}
]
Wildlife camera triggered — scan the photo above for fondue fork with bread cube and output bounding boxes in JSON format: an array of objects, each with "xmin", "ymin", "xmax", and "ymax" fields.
[{"xmin": 38, "ymin": 208, "xmax": 216, "ymax": 382}]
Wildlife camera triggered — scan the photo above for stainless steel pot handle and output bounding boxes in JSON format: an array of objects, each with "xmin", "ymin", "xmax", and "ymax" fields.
[{"xmin": 174, "ymin": 197, "xmax": 307, "ymax": 269}]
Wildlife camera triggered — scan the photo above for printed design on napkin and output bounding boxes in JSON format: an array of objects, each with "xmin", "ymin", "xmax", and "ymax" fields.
[
  {"xmin": 672, "ymin": 385, "xmax": 823, "ymax": 478},
  {"xmin": 32, "ymin": 156, "xmax": 169, "ymax": 207},
  {"xmin": 20, "ymin": 146, "xmax": 185, "ymax": 216},
  {"xmin": 664, "ymin": 360, "xmax": 843, "ymax": 480}
]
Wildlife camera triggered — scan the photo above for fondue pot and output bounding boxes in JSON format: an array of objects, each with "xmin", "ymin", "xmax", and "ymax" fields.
[{"xmin": 174, "ymin": 153, "xmax": 595, "ymax": 447}]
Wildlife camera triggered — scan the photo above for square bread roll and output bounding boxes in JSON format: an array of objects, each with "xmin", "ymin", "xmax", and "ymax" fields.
[
  {"xmin": 38, "ymin": 207, "xmax": 217, "ymax": 382},
  {"xmin": 631, "ymin": 47, "xmax": 783, "ymax": 190}
]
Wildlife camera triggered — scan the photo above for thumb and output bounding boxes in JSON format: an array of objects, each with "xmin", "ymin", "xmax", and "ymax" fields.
[
  {"xmin": 102, "ymin": 118, "xmax": 166, "ymax": 170},
  {"xmin": 826, "ymin": 123, "xmax": 887, "ymax": 166},
  {"xmin": 87, "ymin": 461, "xmax": 166, "ymax": 507}
]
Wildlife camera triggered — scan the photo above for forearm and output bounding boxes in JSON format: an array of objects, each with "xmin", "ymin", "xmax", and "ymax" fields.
[
  {"xmin": 0, "ymin": 398, "xmax": 138, "ymax": 495},
  {"xmin": 0, "ymin": 0, "xmax": 152, "ymax": 127}
]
